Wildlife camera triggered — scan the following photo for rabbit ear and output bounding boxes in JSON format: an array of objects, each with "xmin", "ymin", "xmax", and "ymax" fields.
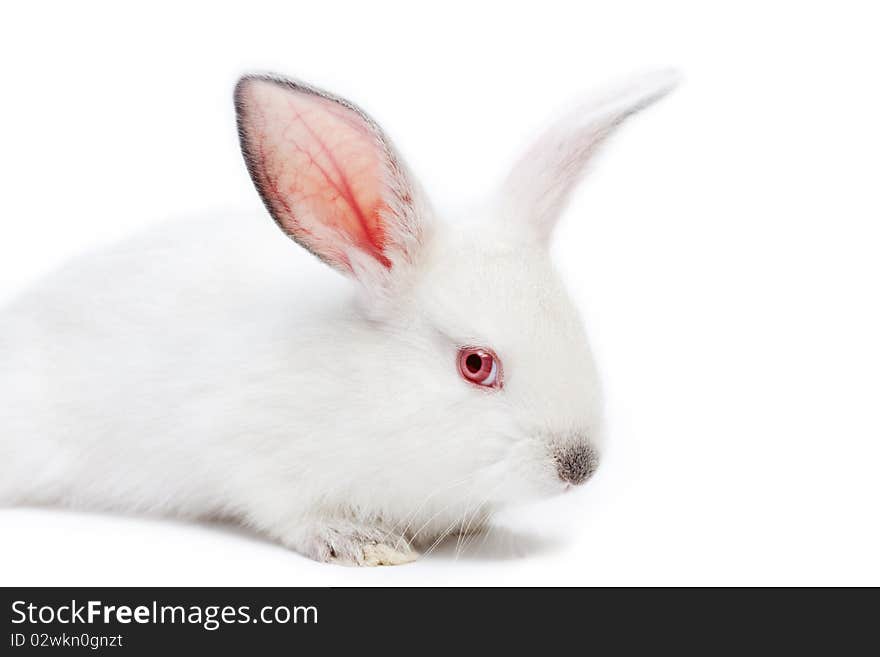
[
  {"xmin": 235, "ymin": 75, "xmax": 426, "ymax": 279},
  {"xmin": 499, "ymin": 70, "xmax": 679, "ymax": 242}
]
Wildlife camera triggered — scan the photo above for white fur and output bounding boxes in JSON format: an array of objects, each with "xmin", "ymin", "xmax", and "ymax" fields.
[{"xmin": 0, "ymin": 71, "xmax": 676, "ymax": 565}]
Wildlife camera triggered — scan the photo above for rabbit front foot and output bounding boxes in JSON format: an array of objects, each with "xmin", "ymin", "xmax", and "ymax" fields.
[{"xmin": 284, "ymin": 520, "xmax": 419, "ymax": 567}]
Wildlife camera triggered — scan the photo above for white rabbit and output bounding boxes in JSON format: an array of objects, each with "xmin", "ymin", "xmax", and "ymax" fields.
[{"xmin": 0, "ymin": 71, "xmax": 677, "ymax": 565}]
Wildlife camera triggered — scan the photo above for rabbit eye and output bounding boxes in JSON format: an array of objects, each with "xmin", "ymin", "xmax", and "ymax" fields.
[{"xmin": 457, "ymin": 347, "xmax": 502, "ymax": 389}]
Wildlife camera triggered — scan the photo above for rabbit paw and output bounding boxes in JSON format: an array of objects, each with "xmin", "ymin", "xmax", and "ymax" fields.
[{"xmin": 287, "ymin": 521, "xmax": 419, "ymax": 566}]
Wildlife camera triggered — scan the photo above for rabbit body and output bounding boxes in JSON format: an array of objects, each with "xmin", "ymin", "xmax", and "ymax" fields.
[{"xmin": 0, "ymin": 214, "xmax": 460, "ymax": 563}]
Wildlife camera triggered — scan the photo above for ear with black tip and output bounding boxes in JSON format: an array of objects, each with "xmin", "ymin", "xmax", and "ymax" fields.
[{"xmin": 235, "ymin": 75, "xmax": 427, "ymax": 281}]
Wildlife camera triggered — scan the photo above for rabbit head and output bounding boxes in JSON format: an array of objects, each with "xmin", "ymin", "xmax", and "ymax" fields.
[{"xmin": 234, "ymin": 72, "xmax": 677, "ymax": 514}]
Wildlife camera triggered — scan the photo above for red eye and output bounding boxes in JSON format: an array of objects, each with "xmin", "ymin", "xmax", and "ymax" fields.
[{"xmin": 457, "ymin": 347, "xmax": 502, "ymax": 389}]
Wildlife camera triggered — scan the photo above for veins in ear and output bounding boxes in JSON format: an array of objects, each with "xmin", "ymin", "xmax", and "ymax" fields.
[{"xmin": 245, "ymin": 90, "xmax": 392, "ymax": 270}]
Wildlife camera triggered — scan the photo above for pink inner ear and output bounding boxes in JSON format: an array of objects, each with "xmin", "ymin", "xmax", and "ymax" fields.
[{"xmin": 244, "ymin": 80, "xmax": 392, "ymax": 270}]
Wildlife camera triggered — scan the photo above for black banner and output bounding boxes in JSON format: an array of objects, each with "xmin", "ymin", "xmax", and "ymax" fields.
[{"xmin": 1, "ymin": 587, "xmax": 874, "ymax": 653}]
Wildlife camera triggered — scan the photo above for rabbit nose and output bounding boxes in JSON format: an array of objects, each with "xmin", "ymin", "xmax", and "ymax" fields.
[{"xmin": 554, "ymin": 443, "xmax": 599, "ymax": 485}]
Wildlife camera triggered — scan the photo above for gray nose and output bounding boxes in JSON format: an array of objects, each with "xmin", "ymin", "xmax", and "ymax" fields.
[{"xmin": 554, "ymin": 443, "xmax": 599, "ymax": 485}]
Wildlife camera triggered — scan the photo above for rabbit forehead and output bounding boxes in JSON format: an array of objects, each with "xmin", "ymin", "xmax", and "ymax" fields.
[
  {"xmin": 417, "ymin": 224, "xmax": 582, "ymax": 341},
  {"xmin": 413, "ymin": 224, "xmax": 599, "ymax": 426}
]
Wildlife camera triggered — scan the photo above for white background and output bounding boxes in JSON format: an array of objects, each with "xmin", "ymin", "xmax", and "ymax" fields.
[{"xmin": 1, "ymin": 1, "xmax": 878, "ymax": 586}]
